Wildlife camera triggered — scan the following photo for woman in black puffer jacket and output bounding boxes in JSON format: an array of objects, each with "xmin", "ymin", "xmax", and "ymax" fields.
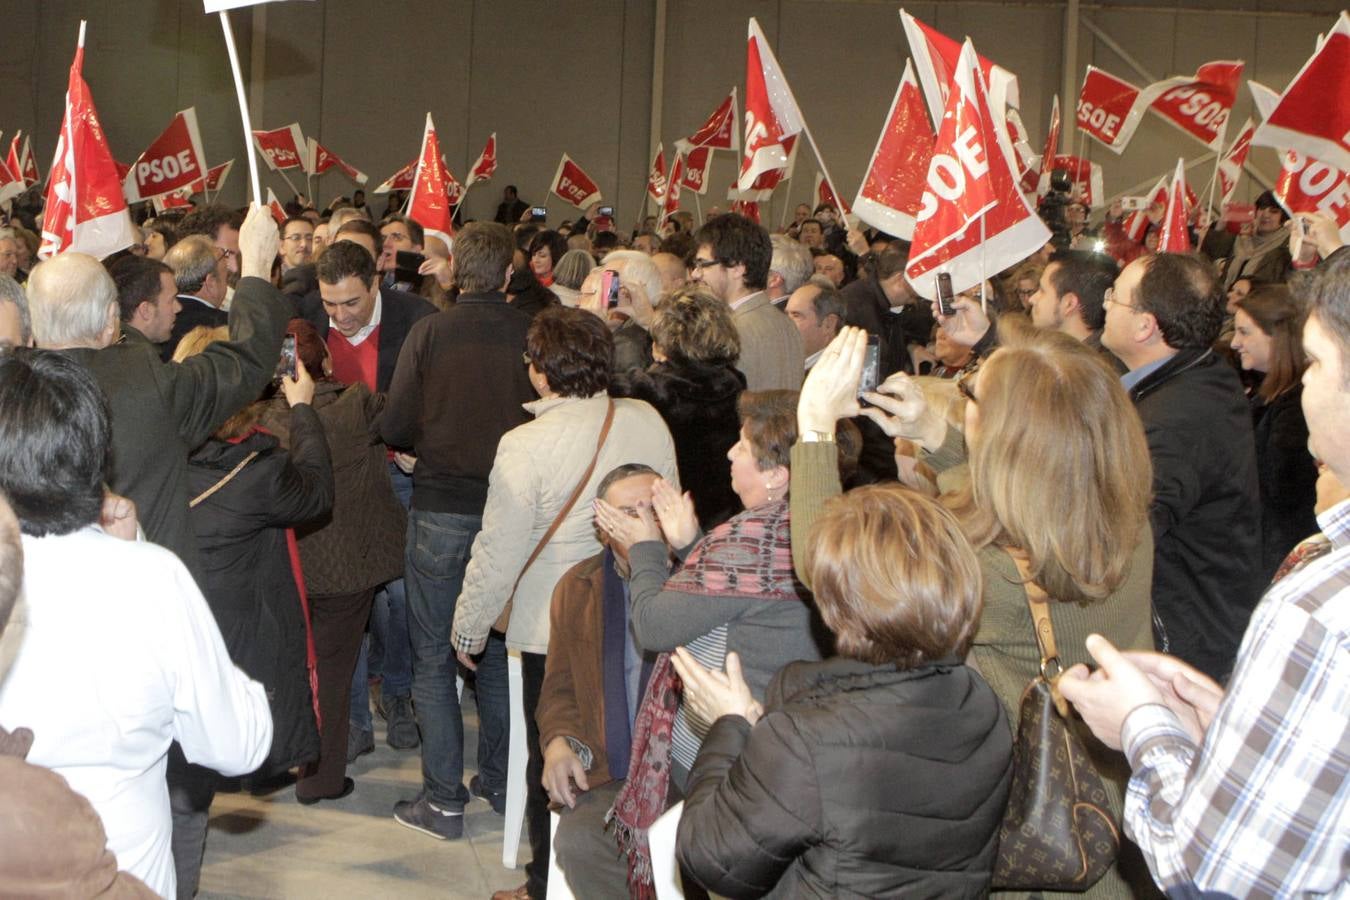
[
  {"xmin": 610, "ymin": 285, "xmax": 746, "ymax": 530},
  {"xmin": 673, "ymin": 485, "xmax": 1012, "ymax": 899}
]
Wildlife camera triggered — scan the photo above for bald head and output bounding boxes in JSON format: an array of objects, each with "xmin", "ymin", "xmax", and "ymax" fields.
[{"xmin": 27, "ymin": 253, "xmax": 120, "ymax": 349}]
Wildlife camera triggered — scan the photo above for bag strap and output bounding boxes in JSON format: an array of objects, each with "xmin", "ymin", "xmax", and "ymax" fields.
[
  {"xmin": 507, "ymin": 398, "xmax": 616, "ymax": 602},
  {"xmin": 189, "ymin": 451, "xmax": 260, "ymax": 508},
  {"xmin": 1006, "ymin": 548, "xmax": 1069, "ymax": 716}
]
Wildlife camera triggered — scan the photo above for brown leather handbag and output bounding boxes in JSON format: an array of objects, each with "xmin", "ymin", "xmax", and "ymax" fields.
[{"xmin": 991, "ymin": 551, "xmax": 1120, "ymax": 890}]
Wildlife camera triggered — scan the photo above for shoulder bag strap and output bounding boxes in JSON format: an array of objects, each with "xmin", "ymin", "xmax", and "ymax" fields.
[
  {"xmin": 1006, "ymin": 548, "xmax": 1069, "ymax": 716},
  {"xmin": 189, "ymin": 451, "xmax": 260, "ymax": 508},
  {"xmin": 507, "ymin": 399, "xmax": 616, "ymax": 603}
]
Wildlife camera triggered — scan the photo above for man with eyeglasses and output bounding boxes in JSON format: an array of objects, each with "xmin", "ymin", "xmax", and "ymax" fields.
[
  {"xmin": 279, "ymin": 216, "xmax": 315, "ymax": 274},
  {"xmin": 691, "ymin": 213, "xmax": 804, "ymax": 391},
  {"xmin": 1100, "ymin": 252, "xmax": 1261, "ymax": 682}
]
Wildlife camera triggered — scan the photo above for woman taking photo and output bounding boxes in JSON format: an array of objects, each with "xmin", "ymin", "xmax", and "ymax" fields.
[
  {"xmin": 1230, "ymin": 285, "xmax": 1318, "ymax": 583},
  {"xmin": 672, "ymin": 486, "xmax": 1013, "ymax": 897},
  {"xmin": 793, "ymin": 323, "xmax": 1158, "ymax": 899}
]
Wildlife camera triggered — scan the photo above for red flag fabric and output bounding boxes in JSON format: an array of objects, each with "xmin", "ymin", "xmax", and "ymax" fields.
[
  {"xmin": 154, "ymin": 189, "xmax": 194, "ymax": 213},
  {"xmin": 646, "ymin": 144, "xmax": 668, "ymax": 203},
  {"xmin": 900, "ymin": 9, "xmax": 1020, "ymax": 129},
  {"xmin": 814, "ymin": 171, "xmax": 850, "ymax": 215},
  {"xmin": 1036, "ymin": 96, "xmax": 1061, "ymax": 183},
  {"xmin": 20, "ymin": 135, "xmax": 38, "ymax": 186},
  {"xmin": 739, "ymin": 18, "xmax": 805, "ymax": 191},
  {"xmin": 661, "ymin": 154, "xmax": 684, "ymax": 224},
  {"xmin": 1276, "ymin": 150, "xmax": 1350, "ymax": 244},
  {"xmin": 1217, "ymin": 118, "xmax": 1255, "ymax": 207},
  {"xmin": 38, "ymin": 24, "xmax": 137, "ymax": 260},
  {"xmin": 730, "ymin": 198, "xmax": 761, "ymax": 223},
  {"xmin": 374, "ymin": 159, "xmax": 417, "ymax": 194},
  {"xmin": 678, "ymin": 89, "xmax": 740, "ymax": 153},
  {"xmin": 204, "ymin": 159, "xmax": 234, "ymax": 193},
  {"xmin": 1253, "ymin": 13, "xmax": 1350, "ymax": 174},
  {"xmin": 549, "ymin": 153, "xmax": 603, "ymax": 209},
  {"xmin": 307, "ymin": 138, "xmax": 368, "ymax": 184},
  {"xmin": 5, "ymin": 133, "xmax": 26, "ymax": 190},
  {"xmin": 853, "ymin": 60, "xmax": 934, "ymax": 240},
  {"xmin": 266, "ymin": 187, "xmax": 287, "ymax": 224},
  {"xmin": 1077, "ymin": 62, "xmax": 1244, "ymax": 154},
  {"xmin": 406, "ymin": 113, "xmax": 455, "ymax": 248},
  {"xmin": 1158, "ymin": 158, "xmax": 1192, "ymax": 252},
  {"xmin": 1123, "ymin": 177, "xmax": 1169, "ymax": 243},
  {"xmin": 1038, "ymin": 155, "xmax": 1105, "ymax": 208},
  {"xmin": 904, "ymin": 40, "xmax": 1050, "ymax": 299},
  {"xmin": 1005, "ymin": 108, "xmax": 1039, "ymax": 195},
  {"xmin": 681, "ymin": 146, "xmax": 712, "ymax": 195},
  {"xmin": 123, "ymin": 107, "xmax": 209, "ymax": 202},
  {"xmin": 252, "ymin": 123, "xmax": 306, "ymax": 171},
  {"xmin": 464, "ymin": 133, "xmax": 497, "ymax": 188},
  {"xmin": 0, "ymin": 157, "xmax": 23, "ymax": 206}
]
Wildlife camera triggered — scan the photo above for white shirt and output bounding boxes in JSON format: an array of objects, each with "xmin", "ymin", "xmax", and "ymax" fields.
[
  {"xmin": 0, "ymin": 528, "xmax": 272, "ymax": 897},
  {"xmin": 331, "ymin": 290, "xmax": 384, "ymax": 347}
]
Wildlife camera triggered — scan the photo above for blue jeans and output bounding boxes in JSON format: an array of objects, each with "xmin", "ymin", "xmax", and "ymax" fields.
[
  {"xmin": 350, "ymin": 463, "xmax": 415, "ymax": 731},
  {"xmin": 405, "ymin": 507, "xmax": 480, "ymax": 809}
]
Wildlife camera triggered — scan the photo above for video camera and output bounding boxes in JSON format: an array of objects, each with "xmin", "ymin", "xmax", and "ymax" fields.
[{"xmin": 1037, "ymin": 168, "xmax": 1074, "ymax": 249}]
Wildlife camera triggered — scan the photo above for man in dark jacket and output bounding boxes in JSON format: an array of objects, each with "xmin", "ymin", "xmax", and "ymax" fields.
[
  {"xmin": 304, "ymin": 241, "xmax": 437, "ymax": 753},
  {"xmin": 381, "ymin": 222, "xmax": 534, "ymax": 842},
  {"xmin": 161, "ymin": 234, "xmax": 231, "ymax": 362},
  {"xmin": 841, "ymin": 243, "xmax": 934, "ymax": 379},
  {"xmin": 1102, "ymin": 252, "xmax": 1262, "ymax": 681}
]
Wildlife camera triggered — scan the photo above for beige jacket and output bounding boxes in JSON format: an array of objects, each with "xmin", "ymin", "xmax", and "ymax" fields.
[
  {"xmin": 451, "ymin": 393, "xmax": 679, "ymax": 654},
  {"xmin": 732, "ymin": 291, "xmax": 804, "ymax": 392}
]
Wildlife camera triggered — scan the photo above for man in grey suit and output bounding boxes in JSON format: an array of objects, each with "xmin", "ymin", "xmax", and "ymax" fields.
[{"xmin": 692, "ymin": 213, "xmax": 804, "ymax": 391}]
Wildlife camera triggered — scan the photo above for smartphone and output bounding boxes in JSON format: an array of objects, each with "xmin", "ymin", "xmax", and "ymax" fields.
[
  {"xmin": 1290, "ymin": 214, "xmax": 1307, "ymax": 260},
  {"xmin": 601, "ymin": 269, "xmax": 621, "ymax": 309},
  {"xmin": 276, "ymin": 333, "xmax": 297, "ymax": 381},
  {"xmin": 530, "ymin": 206, "xmax": 548, "ymax": 222},
  {"xmin": 936, "ymin": 272, "xmax": 956, "ymax": 318},
  {"xmin": 1120, "ymin": 196, "xmax": 1149, "ymax": 212},
  {"xmin": 394, "ymin": 249, "xmax": 426, "ymax": 284},
  {"xmin": 597, "ymin": 205, "xmax": 615, "ymax": 218},
  {"xmin": 858, "ymin": 335, "xmax": 881, "ymax": 398}
]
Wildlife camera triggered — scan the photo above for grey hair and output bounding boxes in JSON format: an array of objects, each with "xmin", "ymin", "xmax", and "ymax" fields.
[
  {"xmin": 27, "ymin": 254, "xmax": 119, "ymax": 347},
  {"xmin": 0, "ymin": 275, "xmax": 30, "ymax": 344},
  {"xmin": 601, "ymin": 249, "xmax": 663, "ymax": 309},
  {"xmin": 596, "ymin": 463, "xmax": 660, "ymax": 501},
  {"xmin": 770, "ymin": 234, "xmax": 812, "ymax": 295},
  {"xmin": 164, "ymin": 235, "xmax": 219, "ymax": 294},
  {"xmin": 553, "ymin": 249, "xmax": 596, "ymax": 291}
]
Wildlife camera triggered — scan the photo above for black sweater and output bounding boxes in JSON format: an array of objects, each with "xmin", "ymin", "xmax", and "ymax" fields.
[{"xmin": 379, "ymin": 292, "xmax": 535, "ymax": 514}]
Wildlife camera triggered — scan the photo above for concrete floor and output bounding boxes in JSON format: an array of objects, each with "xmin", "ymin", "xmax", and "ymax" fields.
[{"xmin": 198, "ymin": 692, "xmax": 528, "ymax": 900}]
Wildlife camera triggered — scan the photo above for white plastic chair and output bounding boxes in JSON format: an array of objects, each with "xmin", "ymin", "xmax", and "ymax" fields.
[
  {"xmin": 649, "ymin": 800, "xmax": 686, "ymax": 899},
  {"xmin": 502, "ymin": 650, "xmax": 529, "ymax": 868},
  {"xmin": 547, "ymin": 810, "xmax": 577, "ymax": 899}
]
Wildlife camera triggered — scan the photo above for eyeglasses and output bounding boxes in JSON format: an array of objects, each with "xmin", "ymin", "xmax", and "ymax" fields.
[
  {"xmin": 956, "ymin": 372, "xmax": 978, "ymax": 404},
  {"xmin": 283, "ymin": 234, "xmax": 314, "ymax": 244},
  {"xmin": 1103, "ymin": 287, "xmax": 1140, "ymax": 312},
  {"xmin": 1016, "ymin": 288, "xmax": 1035, "ymax": 298},
  {"xmin": 691, "ymin": 258, "xmax": 723, "ymax": 270}
]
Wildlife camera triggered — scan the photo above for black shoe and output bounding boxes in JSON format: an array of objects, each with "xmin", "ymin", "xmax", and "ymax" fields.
[
  {"xmin": 470, "ymin": 774, "xmax": 507, "ymax": 815},
  {"xmin": 347, "ymin": 726, "xmax": 375, "ymax": 763},
  {"xmin": 382, "ymin": 695, "xmax": 420, "ymax": 750},
  {"xmin": 296, "ymin": 777, "xmax": 355, "ymax": 806},
  {"xmin": 393, "ymin": 796, "xmax": 464, "ymax": 840}
]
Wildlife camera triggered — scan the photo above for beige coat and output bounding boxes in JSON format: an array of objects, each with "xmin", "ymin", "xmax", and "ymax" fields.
[
  {"xmin": 451, "ymin": 393, "xmax": 679, "ymax": 654},
  {"xmin": 732, "ymin": 291, "xmax": 804, "ymax": 392}
]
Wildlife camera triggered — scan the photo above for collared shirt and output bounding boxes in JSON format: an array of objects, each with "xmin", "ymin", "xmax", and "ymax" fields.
[
  {"xmin": 330, "ymin": 290, "xmax": 383, "ymax": 347},
  {"xmin": 804, "ymin": 349, "xmax": 823, "ymax": 371},
  {"xmin": 1119, "ymin": 353, "xmax": 1173, "ymax": 391},
  {"xmin": 177, "ymin": 293, "xmax": 222, "ymax": 313},
  {"xmin": 728, "ymin": 290, "xmax": 760, "ymax": 312},
  {"xmin": 1119, "ymin": 496, "xmax": 1350, "ymax": 897}
]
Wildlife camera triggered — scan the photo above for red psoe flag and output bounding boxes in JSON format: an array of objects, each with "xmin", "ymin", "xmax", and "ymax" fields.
[
  {"xmin": 681, "ymin": 146, "xmax": 712, "ymax": 195},
  {"xmin": 38, "ymin": 22, "xmax": 138, "ymax": 260},
  {"xmin": 1078, "ymin": 62, "xmax": 1244, "ymax": 154},
  {"xmin": 1158, "ymin": 158, "xmax": 1192, "ymax": 253},
  {"xmin": 465, "ymin": 133, "xmax": 497, "ymax": 188},
  {"xmin": 899, "ymin": 8, "xmax": 1020, "ymax": 129},
  {"xmin": 1217, "ymin": 118, "xmax": 1255, "ymax": 207},
  {"xmin": 1253, "ymin": 13, "xmax": 1350, "ymax": 173},
  {"xmin": 904, "ymin": 40, "xmax": 1050, "ymax": 299},
  {"xmin": 374, "ymin": 159, "xmax": 417, "ymax": 194},
  {"xmin": 9, "ymin": 133, "xmax": 38, "ymax": 187},
  {"xmin": 646, "ymin": 144, "xmax": 668, "ymax": 203},
  {"xmin": 124, "ymin": 107, "xmax": 209, "ymax": 202},
  {"xmin": 307, "ymin": 138, "xmax": 367, "ymax": 184},
  {"xmin": 679, "ymin": 89, "xmax": 740, "ymax": 153},
  {"xmin": 549, "ymin": 154, "xmax": 603, "ymax": 209},
  {"xmin": 739, "ymin": 18, "xmax": 805, "ymax": 192},
  {"xmin": 1076, "ymin": 66, "xmax": 1145, "ymax": 152},
  {"xmin": 204, "ymin": 159, "xmax": 234, "ymax": 193},
  {"xmin": 1034, "ymin": 95, "xmax": 1061, "ymax": 186},
  {"xmin": 814, "ymin": 171, "xmax": 850, "ymax": 214},
  {"xmin": 661, "ymin": 154, "xmax": 684, "ymax": 225},
  {"xmin": 266, "ymin": 187, "xmax": 287, "ymax": 224},
  {"xmin": 1276, "ymin": 150, "xmax": 1350, "ymax": 244},
  {"xmin": 853, "ymin": 60, "xmax": 934, "ymax": 240},
  {"xmin": 252, "ymin": 123, "xmax": 306, "ymax": 171},
  {"xmin": 406, "ymin": 113, "xmax": 455, "ymax": 249}
]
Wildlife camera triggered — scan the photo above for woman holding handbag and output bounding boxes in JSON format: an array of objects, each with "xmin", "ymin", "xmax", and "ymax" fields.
[
  {"xmin": 449, "ymin": 306, "xmax": 679, "ymax": 900},
  {"xmin": 793, "ymin": 322, "xmax": 1159, "ymax": 899}
]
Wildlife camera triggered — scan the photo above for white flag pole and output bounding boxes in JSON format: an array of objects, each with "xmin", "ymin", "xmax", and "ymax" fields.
[{"xmin": 218, "ymin": 11, "xmax": 260, "ymax": 205}]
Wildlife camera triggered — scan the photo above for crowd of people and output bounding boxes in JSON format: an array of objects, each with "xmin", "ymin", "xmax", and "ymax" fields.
[{"xmin": 0, "ymin": 169, "xmax": 1345, "ymax": 900}]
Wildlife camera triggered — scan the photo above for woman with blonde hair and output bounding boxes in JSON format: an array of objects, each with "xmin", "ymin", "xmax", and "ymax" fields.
[{"xmin": 793, "ymin": 320, "xmax": 1158, "ymax": 899}]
